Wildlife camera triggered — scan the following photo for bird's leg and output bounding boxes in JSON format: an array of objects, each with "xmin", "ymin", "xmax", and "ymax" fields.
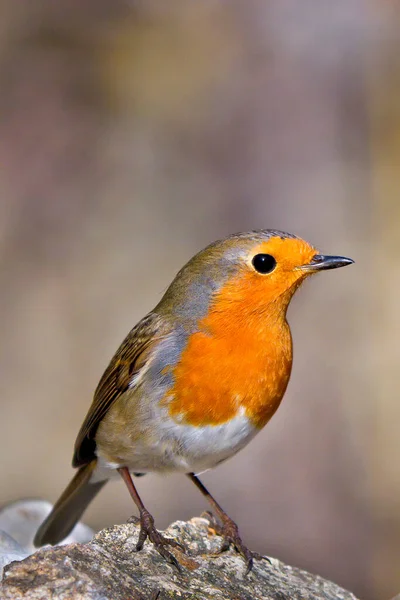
[
  {"xmin": 188, "ymin": 472, "xmax": 262, "ymax": 573},
  {"xmin": 118, "ymin": 467, "xmax": 184, "ymax": 568}
]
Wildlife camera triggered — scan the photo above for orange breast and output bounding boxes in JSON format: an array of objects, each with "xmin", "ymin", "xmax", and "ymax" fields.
[{"xmin": 163, "ymin": 276, "xmax": 293, "ymax": 430}]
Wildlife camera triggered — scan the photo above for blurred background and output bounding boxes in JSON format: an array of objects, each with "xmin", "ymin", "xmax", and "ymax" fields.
[{"xmin": 0, "ymin": 1, "xmax": 398, "ymax": 598}]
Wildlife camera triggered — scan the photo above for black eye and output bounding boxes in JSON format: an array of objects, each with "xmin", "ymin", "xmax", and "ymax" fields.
[{"xmin": 252, "ymin": 253, "xmax": 277, "ymax": 274}]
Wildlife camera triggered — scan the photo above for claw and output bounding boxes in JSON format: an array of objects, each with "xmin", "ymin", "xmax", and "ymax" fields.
[
  {"xmin": 163, "ymin": 537, "xmax": 186, "ymax": 553},
  {"xmin": 135, "ymin": 509, "xmax": 185, "ymax": 569},
  {"xmin": 203, "ymin": 513, "xmax": 260, "ymax": 573},
  {"xmin": 153, "ymin": 541, "xmax": 182, "ymax": 571}
]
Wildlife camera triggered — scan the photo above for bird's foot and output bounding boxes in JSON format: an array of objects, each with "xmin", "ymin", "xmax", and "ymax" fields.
[
  {"xmin": 135, "ymin": 509, "xmax": 185, "ymax": 570},
  {"xmin": 202, "ymin": 510, "xmax": 266, "ymax": 574}
]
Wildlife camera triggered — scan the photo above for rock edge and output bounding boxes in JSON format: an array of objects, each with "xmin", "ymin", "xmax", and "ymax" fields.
[{"xmin": 0, "ymin": 517, "xmax": 359, "ymax": 600}]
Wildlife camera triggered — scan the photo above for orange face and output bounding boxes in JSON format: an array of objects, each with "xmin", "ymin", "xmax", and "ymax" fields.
[{"xmin": 208, "ymin": 236, "xmax": 318, "ymax": 322}]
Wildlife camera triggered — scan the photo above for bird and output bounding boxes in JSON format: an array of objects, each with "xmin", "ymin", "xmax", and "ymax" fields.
[{"xmin": 34, "ymin": 229, "xmax": 353, "ymax": 571}]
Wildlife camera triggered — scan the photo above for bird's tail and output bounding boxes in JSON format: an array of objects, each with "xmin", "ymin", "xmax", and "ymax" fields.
[{"xmin": 34, "ymin": 459, "xmax": 107, "ymax": 547}]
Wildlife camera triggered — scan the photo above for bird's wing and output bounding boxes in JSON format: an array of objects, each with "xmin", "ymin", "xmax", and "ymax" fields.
[{"xmin": 72, "ymin": 312, "xmax": 169, "ymax": 467}]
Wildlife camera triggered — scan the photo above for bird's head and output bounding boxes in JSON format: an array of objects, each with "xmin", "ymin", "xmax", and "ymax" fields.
[{"xmin": 159, "ymin": 230, "xmax": 353, "ymax": 326}]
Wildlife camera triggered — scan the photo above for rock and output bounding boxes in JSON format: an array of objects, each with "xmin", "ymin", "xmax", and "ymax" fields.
[
  {"xmin": 0, "ymin": 516, "xmax": 360, "ymax": 600},
  {"xmin": 0, "ymin": 499, "xmax": 94, "ymax": 580}
]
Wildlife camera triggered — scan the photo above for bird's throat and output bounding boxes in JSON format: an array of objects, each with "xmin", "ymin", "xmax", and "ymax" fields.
[{"xmin": 165, "ymin": 298, "xmax": 293, "ymax": 430}]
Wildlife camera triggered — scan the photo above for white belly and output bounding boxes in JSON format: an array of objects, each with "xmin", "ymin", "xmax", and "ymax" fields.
[
  {"xmin": 162, "ymin": 409, "xmax": 258, "ymax": 473},
  {"xmin": 95, "ymin": 409, "xmax": 258, "ymax": 478}
]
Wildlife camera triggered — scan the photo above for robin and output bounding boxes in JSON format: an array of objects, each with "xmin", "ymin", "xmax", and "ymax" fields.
[{"xmin": 34, "ymin": 230, "xmax": 353, "ymax": 571}]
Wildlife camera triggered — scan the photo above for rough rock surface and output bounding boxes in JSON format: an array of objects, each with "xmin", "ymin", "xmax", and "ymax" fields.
[
  {"xmin": 0, "ymin": 499, "xmax": 94, "ymax": 579},
  {"xmin": 0, "ymin": 517, "xmax": 359, "ymax": 600}
]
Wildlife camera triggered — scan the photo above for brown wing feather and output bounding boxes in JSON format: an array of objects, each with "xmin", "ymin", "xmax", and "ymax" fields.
[{"xmin": 73, "ymin": 312, "xmax": 168, "ymax": 467}]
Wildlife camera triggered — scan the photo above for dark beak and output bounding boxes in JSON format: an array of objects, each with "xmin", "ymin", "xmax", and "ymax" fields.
[{"xmin": 301, "ymin": 254, "xmax": 354, "ymax": 272}]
